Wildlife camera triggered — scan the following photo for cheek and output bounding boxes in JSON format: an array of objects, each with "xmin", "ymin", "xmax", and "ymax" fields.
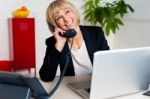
[
  {"xmin": 56, "ymin": 20, "xmax": 64, "ymax": 27},
  {"xmin": 70, "ymin": 13, "xmax": 77, "ymax": 19},
  {"xmin": 55, "ymin": 21, "xmax": 67, "ymax": 30},
  {"xmin": 73, "ymin": 16, "xmax": 79, "ymax": 25},
  {"xmin": 71, "ymin": 14, "xmax": 78, "ymax": 23}
]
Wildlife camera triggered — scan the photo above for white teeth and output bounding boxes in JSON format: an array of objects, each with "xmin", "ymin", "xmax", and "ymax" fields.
[{"xmin": 66, "ymin": 20, "xmax": 73, "ymax": 26}]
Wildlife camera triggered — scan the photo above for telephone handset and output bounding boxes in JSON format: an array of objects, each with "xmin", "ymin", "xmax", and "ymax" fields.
[{"xmin": 59, "ymin": 29, "xmax": 77, "ymax": 38}]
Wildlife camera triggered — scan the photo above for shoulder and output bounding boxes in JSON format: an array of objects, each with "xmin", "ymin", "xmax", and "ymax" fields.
[
  {"xmin": 80, "ymin": 25, "xmax": 105, "ymax": 39},
  {"xmin": 45, "ymin": 36, "xmax": 56, "ymax": 46},
  {"xmin": 80, "ymin": 25, "xmax": 104, "ymax": 36},
  {"xmin": 80, "ymin": 25, "xmax": 103, "ymax": 32}
]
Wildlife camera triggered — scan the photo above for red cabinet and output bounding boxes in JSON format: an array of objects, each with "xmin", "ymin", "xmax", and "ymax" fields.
[
  {"xmin": 0, "ymin": 61, "xmax": 12, "ymax": 71},
  {"xmin": 8, "ymin": 18, "xmax": 36, "ymax": 75}
]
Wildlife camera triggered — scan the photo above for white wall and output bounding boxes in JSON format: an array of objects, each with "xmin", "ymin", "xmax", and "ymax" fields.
[
  {"xmin": 0, "ymin": 0, "xmax": 150, "ymax": 73},
  {"xmin": 107, "ymin": 0, "xmax": 150, "ymax": 49},
  {"xmin": 0, "ymin": 0, "xmax": 84, "ymax": 73}
]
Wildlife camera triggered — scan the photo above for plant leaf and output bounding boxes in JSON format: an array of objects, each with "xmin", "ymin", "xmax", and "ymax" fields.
[
  {"xmin": 114, "ymin": 18, "xmax": 124, "ymax": 25},
  {"xmin": 83, "ymin": 0, "xmax": 134, "ymax": 36},
  {"xmin": 127, "ymin": 4, "xmax": 134, "ymax": 12}
]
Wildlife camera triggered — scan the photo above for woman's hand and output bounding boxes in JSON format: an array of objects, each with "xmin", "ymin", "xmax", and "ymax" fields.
[{"xmin": 53, "ymin": 27, "xmax": 67, "ymax": 52}]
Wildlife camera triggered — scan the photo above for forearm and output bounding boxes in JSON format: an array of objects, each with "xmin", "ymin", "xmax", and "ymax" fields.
[{"xmin": 39, "ymin": 47, "xmax": 61, "ymax": 82}]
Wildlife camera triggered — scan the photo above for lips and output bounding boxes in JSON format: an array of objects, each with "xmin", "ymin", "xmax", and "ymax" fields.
[
  {"xmin": 64, "ymin": 19, "xmax": 77, "ymax": 30},
  {"xmin": 66, "ymin": 20, "xmax": 73, "ymax": 26}
]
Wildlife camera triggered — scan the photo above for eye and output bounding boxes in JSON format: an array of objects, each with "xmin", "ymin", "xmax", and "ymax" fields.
[
  {"xmin": 55, "ymin": 16, "xmax": 62, "ymax": 21},
  {"xmin": 65, "ymin": 10, "xmax": 71, "ymax": 15}
]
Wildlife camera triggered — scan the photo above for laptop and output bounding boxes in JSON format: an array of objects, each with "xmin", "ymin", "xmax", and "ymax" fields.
[{"xmin": 67, "ymin": 47, "xmax": 150, "ymax": 99}]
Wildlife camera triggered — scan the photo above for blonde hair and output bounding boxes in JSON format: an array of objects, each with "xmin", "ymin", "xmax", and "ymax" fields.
[{"xmin": 46, "ymin": 0, "xmax": 80, "ymax": 32}]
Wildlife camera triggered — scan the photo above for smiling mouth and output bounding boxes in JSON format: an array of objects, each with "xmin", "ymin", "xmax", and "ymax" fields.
[{"xmin": 66, "ymin": 20, "xmax": 73, "ymax": 27}]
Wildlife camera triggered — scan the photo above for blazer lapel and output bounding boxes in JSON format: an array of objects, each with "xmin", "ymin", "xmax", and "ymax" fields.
[{"xmin": 80, "ymin": 26, "xmax": 95, "ymax": 64}]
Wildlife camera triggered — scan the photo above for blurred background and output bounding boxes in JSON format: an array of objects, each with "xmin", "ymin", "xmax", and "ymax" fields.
[{"xmin": 0, "ymin": 0, "xmax": 150, "ymax": 75}]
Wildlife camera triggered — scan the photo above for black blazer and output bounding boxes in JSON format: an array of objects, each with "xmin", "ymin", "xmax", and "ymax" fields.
[{"xmin": 39, "ymin": 26, "xmax": 110, "ymax": 82}]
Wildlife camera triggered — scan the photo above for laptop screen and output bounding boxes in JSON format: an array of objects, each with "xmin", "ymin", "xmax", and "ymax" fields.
[{"xmin": 90, "ymin": 47, "xmax": 150, "ymax": 99}]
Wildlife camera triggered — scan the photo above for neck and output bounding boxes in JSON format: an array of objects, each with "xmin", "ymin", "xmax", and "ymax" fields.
[{"xmin": 68, "ymin": 26, "xmax": 83, "ymax": 49}]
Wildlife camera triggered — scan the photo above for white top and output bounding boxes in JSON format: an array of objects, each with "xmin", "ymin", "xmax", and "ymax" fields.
[{"xmin": 71, "ymin": 40, "xmax": 92, "ymax": 76}]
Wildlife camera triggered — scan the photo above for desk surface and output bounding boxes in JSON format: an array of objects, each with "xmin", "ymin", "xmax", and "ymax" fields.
[{"xmin": 39, "ymin": 76, "xmax": 150, "ymax": 99}]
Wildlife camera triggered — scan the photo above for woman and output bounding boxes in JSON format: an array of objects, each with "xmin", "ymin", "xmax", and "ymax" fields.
[{"xmin": 39, "ymin": 0, "xmax": 110, "ymax": 82}]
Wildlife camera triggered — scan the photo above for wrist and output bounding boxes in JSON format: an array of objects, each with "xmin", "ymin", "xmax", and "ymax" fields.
[{"xmin": 55, "ymin": 42, "xmax": 64, "ymax": 52}]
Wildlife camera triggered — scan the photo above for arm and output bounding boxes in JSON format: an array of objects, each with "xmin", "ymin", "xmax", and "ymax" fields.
[{"xmin": 39, "ymin": 37, "xmax": 62, "ymax": 82}]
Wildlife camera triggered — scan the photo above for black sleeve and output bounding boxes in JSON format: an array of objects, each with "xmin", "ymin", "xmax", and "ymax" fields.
[{"xmin": 39, "ymin": 37, "xmax": 61, "ymax": 82}]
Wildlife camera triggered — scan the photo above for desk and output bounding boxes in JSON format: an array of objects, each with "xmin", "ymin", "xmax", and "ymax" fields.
[{"xmin": 39, "ymin": 76, "xmax": 150, "ymax": 99}]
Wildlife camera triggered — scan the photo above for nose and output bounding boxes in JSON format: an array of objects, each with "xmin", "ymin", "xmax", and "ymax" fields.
[{"xmin": 62, "ymin": 15, "xmax": 69, "ymax": 22}]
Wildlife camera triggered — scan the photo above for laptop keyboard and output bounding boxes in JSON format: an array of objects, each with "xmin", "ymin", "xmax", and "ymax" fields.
[
  {"xmin": 84, "ymin": 88, "xmax": 91, "ymax": 93},
  {"xmin": 143, "ymin": 90, "xmax": 150, "ymax": 96}
]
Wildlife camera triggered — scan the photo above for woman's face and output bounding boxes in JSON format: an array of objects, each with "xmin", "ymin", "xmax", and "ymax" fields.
[{"xmin": 54, "ymin": 8, "xmax": 78, "ymax": 31}]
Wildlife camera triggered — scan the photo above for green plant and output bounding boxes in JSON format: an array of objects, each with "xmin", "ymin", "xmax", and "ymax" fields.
[{"xmin": 83, "ymin": 0, "xmax": 134, "ymax": 36}]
